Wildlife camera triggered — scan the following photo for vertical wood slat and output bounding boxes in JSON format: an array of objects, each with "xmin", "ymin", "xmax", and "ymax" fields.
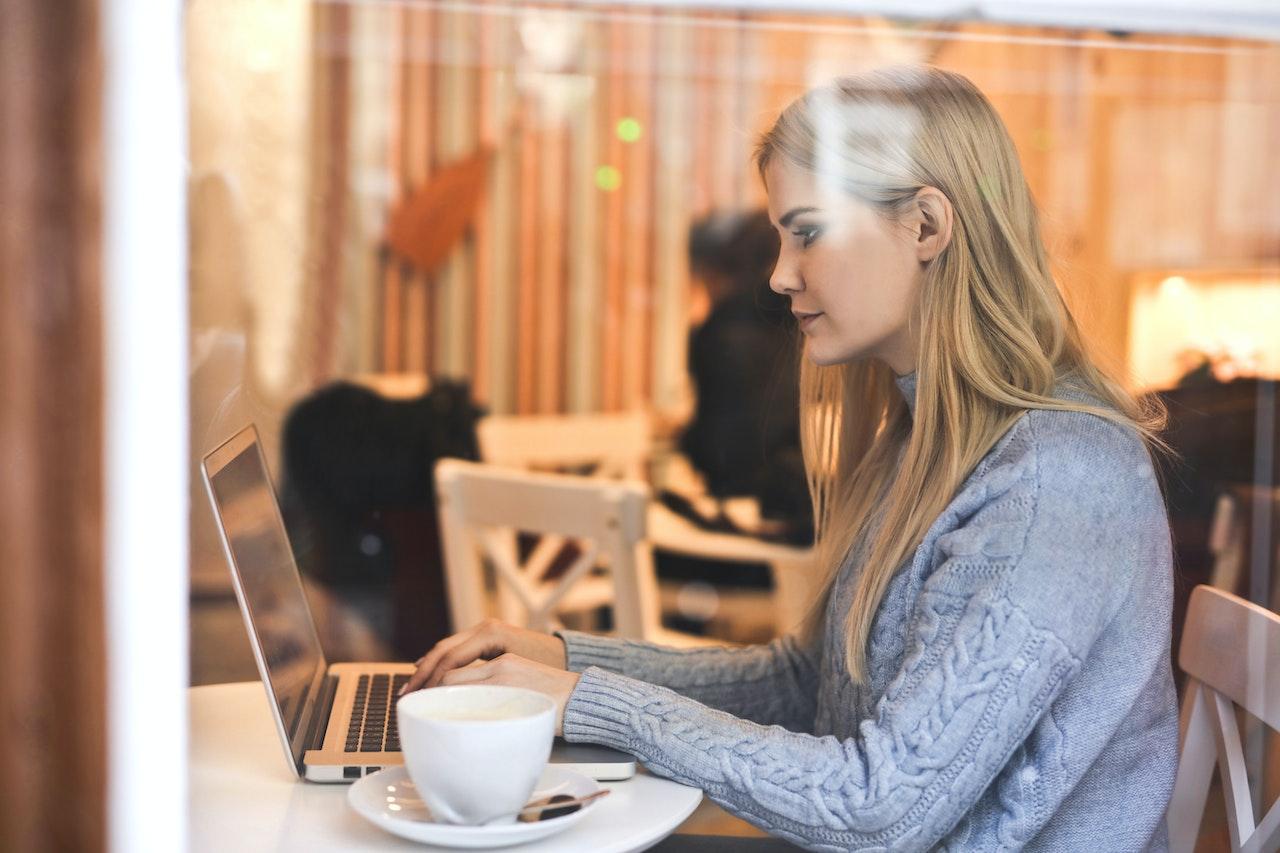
[
  {"xmin": 0, "ymin": 1, "xmax": 106, "ymax": 850},
  {"xmin": 690, "ymin": 20, "xmax": 715, "ymax": 216},
  {"xmin": 620, "ymin": 13, "xmax": 656, "ymax": 408},
  {"xmin": 435, "ymin": 5, "xmax": 475, "ymax": 379},
  {"xmin": 565, "ymin": 17, "xmax": 604, "ymax": 414},
  {"xmin": 381, "ymin": 1, "xmax": 405, "ymax": 371},
  {"xmin": 472, "ymin": 9, "xmax": 496, "ymax": 402},
  {"xmin": 709, "ymin": 15, "xmax": 741, "ymax": 210},
  {"xmin": 308, "ymin": 3, "xmax": 351, "ymax": 383},
  {"xmin": 421, "ymin": 6, "xmax": 439, "ymax": 378},
  {"xmin": 599, "ymin": 15, "xmax": 626, "ymax": 411},
  {"xmin": 650, "ymin": 12, "xmax": 694, "ymax": 413},
  {"xmin": 516, "ymin": 98, "xmax": 540, "ymax": 414},
  {"xmin": 401, "ymin": 5, "xmax": 432, "ymax": 374},
  {"xmin": 485, "ymin": 13, "xmax": 518, "ymax": 415},
  {"xmin": 535, "ymin": 121, "xmax": 569, "ymax": 413}
]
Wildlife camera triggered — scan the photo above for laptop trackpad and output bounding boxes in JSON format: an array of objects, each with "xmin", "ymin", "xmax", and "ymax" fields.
[{"xmin": 549, "ymin": 738, "xmax": 636, "ymax": 780}]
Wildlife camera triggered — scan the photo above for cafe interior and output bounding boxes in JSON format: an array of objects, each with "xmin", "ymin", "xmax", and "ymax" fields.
[{"xmin": 4, "ymin": 1, "xmax": 1280, "ymax": 851}]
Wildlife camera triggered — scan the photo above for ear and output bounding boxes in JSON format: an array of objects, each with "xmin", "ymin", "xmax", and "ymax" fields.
[{"xmin": 912, "ymin": 187, "xmax": 953, "ymax": 264}]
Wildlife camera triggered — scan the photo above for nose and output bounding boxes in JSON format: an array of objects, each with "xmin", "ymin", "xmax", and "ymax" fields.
[{"xmin": 770, "ymin": 245, "xmax": 803, "ymax": 295}]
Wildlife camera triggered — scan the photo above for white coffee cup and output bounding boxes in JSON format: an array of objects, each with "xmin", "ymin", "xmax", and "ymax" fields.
[{"xmin": 396, "ymin": 685, "xmax": 555, "ymax": 825}]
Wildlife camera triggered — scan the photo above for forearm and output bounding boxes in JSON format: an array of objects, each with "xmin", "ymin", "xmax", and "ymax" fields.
[{"xmin": 556, "ymin": 630, "xmax": 818, "ymax": 732}]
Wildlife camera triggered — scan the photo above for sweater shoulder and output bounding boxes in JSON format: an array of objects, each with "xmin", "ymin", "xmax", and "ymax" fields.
[
  {"xmin": 974, "ymin": 383, "xmax": 1155, "ymax": 500},
  {"xmin": 929, "ymin": 391, "xmax": 1165, "ymax": 590}
]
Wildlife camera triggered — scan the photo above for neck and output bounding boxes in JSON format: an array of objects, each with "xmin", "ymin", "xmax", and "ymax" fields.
[{"xmin": 894, "ymin": 370, "xmax": 918, "ymax": 418}]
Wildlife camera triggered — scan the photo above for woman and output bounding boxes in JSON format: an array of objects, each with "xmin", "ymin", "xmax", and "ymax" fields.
[{"xmin": 402, "ymin": 65, "xmax": 1179, "ymax": 851}]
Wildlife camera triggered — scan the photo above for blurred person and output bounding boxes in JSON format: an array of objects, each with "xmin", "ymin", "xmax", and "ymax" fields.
[
  {"xmin": 403, "ymin": 65, "xmax": 1178, "ymax": 852},
  {"xmin": 674, "ymin": 208, "xmax": 811, "ymax": 543}
]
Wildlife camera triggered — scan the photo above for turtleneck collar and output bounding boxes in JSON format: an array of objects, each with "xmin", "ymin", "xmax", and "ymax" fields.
[{"xmin": 894, "ymin": 371, "xmax": 918, "ymax": 418}]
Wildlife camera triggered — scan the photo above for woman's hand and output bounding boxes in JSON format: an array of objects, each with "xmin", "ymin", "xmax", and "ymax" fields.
[
  {"xmin": 434, "ymin": 653, "xmax": 580, "ymax": 736},
  {"xmin": 401, "ymin": 618, "xmax": 568, "ymax": 694}
]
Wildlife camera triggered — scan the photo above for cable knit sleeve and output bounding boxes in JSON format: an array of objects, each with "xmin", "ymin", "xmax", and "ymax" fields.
[
  {"xmin": 561, "ymin": 412, "xmax": 1169, "ymax": 851},
  {"xmin": 555, "ymin": 629, "xmax": 821, "ymax": 732}
]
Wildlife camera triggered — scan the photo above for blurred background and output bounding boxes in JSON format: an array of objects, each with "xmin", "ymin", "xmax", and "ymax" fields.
[{"xmin": 3, "ymin": 1, "xmax": 1278, "ymax": 850}]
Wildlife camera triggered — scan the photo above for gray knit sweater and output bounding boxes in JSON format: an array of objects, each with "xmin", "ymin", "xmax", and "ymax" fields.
[{"xmin": 557, "ymin": 372, "xmax": 1180, "ymax": 851}]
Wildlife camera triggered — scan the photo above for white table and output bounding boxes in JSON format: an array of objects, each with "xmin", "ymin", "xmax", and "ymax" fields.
[{"xmin": 190, "ymin": 682, "xmax": 703, "ymax": 852}]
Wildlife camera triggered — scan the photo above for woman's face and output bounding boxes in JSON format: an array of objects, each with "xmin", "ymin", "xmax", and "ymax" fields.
[{"xmin": 765, "ymin": 158, "xmax": 926, "ymax": 374}]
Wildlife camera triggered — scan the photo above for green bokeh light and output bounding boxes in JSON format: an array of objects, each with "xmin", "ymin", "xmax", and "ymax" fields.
[
  {"xmin": 616, "ymin": 117, "xmax": 642, "ymax": 143},
  {"xmin": 595, "ymin": 165, "xmax": 622, "ymax": 191}
]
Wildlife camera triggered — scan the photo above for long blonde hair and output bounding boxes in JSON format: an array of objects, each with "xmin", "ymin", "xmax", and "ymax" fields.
[{"xmin": 755, "ymin": 65, "xmax": 1167, "ymax": 684}]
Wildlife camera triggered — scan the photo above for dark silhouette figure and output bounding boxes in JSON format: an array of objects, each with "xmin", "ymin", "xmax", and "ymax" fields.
[
  {"xmin": 678, "ymin": 209, "xmax": 810, "ymax": 544},
  {"xmin": 280, "ymin": 378, "xmax": 484, "ymax": 659}
]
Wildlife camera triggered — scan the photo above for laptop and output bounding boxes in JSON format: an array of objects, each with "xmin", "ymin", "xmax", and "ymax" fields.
[{"xmin": 202, "ymin": 424, "xmax": 637, "ymax": 783}]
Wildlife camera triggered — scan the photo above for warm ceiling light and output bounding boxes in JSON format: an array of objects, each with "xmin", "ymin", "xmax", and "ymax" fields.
[{"xmin": 1159, "ymin": 276, "xmax": 1190, "ymax": 299}]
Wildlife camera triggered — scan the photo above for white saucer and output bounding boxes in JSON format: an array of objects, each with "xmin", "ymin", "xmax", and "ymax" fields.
[{"xmin": 347, "ymin": 765, "xmax": 602, "ymax": 849}]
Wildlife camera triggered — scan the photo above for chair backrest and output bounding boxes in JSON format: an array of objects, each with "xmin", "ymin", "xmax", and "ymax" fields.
[
  {"xmin": 476, "ymin": 411, "xmax": 651, "ymax": 481},
  {"xmin": 1168, "ymin": 584, "xmax": 1280, "ymax": 853},
  {"xmin": 433, "ymin": 458, "xmax": 661, "ymax": 638}
]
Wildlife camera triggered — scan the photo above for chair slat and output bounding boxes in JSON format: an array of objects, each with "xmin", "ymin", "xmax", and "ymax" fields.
[
  {"xmin": 479, "ymin": 528, "xmax": 542, "ymax": 614},
  {"xmin": 1206, "ymin": 683, "xmax": 1257, "ymax": 849},
  {"xmin": 1169, "ymin": 682, "xmax": 1216, "ymax": 853},
  {"xmin": 535, "ymin": 544, "xmax": 601, "ymax": 619},
  {"xmin": 1178, "ymin": 586, "xmax": 1280, "ymax": 731},
  {"xmin": 1241, "ymin": 781, "xmax": 1280, "ymax": 853},
  {"xmin": 522, "ymin": 534, "xmax": 569, "ymax": 582}
]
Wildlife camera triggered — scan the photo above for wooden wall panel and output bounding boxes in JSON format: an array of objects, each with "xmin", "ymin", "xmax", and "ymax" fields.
[
  {"xmin": 381, "ymin": 2, "xmax": 406, "ymax": 372},
  {"xmin": 566, "ymin": 19, "xmax": 605, "ymax": 414},
  {"xmin": 535, "ymin": 121, "xmax": 569, "ymax": 413},
  {"xmin": 0, "ymin": 2, "xmax": 106, "ymax": 850},
  {"xmin": 434, "ymin": 6, "xmax": 475, "ymax": 379},
  {"xmin": 619, "ymin": 13, "xmax": 657, "ymax": 408},
  {"xmin": 306, "ymin": 2, "xmax": 351, "ymax": 383},
  {"xmin": 599, "ymin": 15, "xmax": 628, "ymax": 411},
  {"xmin": 472, "ymin": 9, "xmax": 497, "ymax": 404},
  {"xmin": 326, "ymin": 4, "xmax": 1280, "ymax": 410},
  {"xmin": 403, "ymin": 6, "xmax": 433, "ymax": 374},
  {"xmin": 650, "ymin": 13, "xmax": 695, "ymax": 411},
  {"xmin": 516, "ymin": 98, "xmax": 541, "ymax": 414}
]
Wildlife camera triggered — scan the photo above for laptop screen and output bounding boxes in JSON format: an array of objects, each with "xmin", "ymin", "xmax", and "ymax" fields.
[{"xmin": 203, "ymin": 427, "xmax": 326, "ymax": 761}]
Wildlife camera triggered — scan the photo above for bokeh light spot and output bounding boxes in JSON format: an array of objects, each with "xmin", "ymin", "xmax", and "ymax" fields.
[
  {"xmin": 616, "ymin": 117, "xmax": 642, "ymax": 142},
  {"xmin": 595, "ymin": 165, "xmax": 622, "ymax": 191}
]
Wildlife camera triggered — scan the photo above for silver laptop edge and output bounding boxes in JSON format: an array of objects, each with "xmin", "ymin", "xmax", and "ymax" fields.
[{"xmin": 201, "ymin": 425, "xmax": 331, "ymax": 779}]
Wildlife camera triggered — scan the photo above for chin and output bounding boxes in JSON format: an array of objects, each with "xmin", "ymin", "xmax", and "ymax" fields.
[{"xmin": 804, "ymin": 340, "xmax": 866, "ymax": 367}]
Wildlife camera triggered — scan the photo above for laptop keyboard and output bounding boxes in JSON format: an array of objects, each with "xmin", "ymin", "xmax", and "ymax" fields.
[{"xmin": 344, "ymin": 673, "xmax": 410, "ymax": 753}]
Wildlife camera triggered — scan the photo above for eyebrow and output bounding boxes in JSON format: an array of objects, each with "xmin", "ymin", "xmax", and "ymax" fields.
[{"xmin": 779, "ymin": 206, "xmax": 820, "ymax": 228}]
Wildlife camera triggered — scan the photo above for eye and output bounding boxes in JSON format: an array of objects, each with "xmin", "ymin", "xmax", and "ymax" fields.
[{"xmin": 791, "ymin": 225, "xmax": 822, "ymax": 248}]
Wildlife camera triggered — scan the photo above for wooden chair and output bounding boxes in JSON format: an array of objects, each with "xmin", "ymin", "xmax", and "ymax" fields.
[
  {"xmin": 475, "ymin": 411, "xmax": 817, "ymax": 634},
  {"xmin": 477, "ymin": 411, "xmax": 652, "ymax": 481},
  {"xmin": 434, "ymin": 458, "xmax": 718, "ymax": 647},
  {"xmin": 1168, "ymin": 585, "xmax": 1280, "ymax": 852}
]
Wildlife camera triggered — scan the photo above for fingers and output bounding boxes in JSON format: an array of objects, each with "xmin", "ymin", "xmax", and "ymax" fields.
[
  {"xmin": 401, "ymin": 633, "xmax": 465, "ymax": 695},
  {"xmin": 401, "ymin": 620, "xmax": 506, "ymax": 695},
  {"xmin": 423, "ymin": 638, "xmax": 491, "ymax": 689},
  {"xmin": 439, "ymin": 659, "xmax": 496, "ymax": 686}
]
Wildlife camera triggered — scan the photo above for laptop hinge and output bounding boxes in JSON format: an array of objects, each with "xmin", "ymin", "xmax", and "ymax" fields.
[{"xmin": 300, "ymin": 673, "xmax": 339, "ymax": 767}]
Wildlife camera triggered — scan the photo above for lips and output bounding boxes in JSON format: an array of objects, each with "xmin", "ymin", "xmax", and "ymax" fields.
[{"xmin": 793, "ymin": 311, "xmax": 823, "ymax": 331}]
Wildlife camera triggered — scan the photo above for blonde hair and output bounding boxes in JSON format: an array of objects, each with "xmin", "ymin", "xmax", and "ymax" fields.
[{"xmin": 755, "ymin": 65, "xmax": 1167, "ymax": 684}]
